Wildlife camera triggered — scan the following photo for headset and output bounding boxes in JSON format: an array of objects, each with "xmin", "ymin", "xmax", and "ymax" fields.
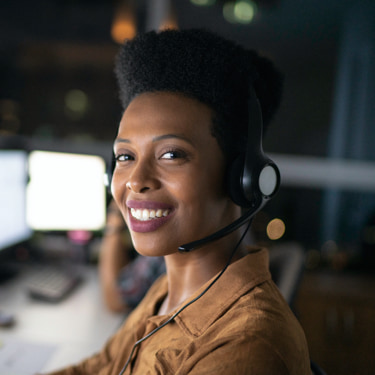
[{"xmin": 178, "ymin": 88, "xmax": 280, "ymax": 252}]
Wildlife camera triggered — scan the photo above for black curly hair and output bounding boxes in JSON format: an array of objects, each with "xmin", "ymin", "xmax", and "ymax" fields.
[{"xmin": 114, "ymin": 28, "xmax": 283, "ymax": 163}]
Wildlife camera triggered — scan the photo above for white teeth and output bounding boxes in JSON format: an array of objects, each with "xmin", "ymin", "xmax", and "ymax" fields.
[{"xmin": 130, "ymin": 207, "xmax": 170, "ymax": 221}]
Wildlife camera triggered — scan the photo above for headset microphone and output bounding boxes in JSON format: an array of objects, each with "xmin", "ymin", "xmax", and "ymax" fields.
[
  {"xmin": 179, "ymin": 88, "xmax": 280, "ymax": 253},
  {"xmin": 178, "ymin": 197, "xmax": 264, "ymax": 252}
]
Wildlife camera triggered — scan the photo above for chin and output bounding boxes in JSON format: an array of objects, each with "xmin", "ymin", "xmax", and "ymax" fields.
[{"xmin": 131, "ymin": 234, "xmax": 177, "ymax": 257}]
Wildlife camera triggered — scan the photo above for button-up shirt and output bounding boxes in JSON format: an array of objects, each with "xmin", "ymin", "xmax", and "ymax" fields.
[{"xmin": 46, "ymin": 247, "xmax": 310, "ymax": 375}]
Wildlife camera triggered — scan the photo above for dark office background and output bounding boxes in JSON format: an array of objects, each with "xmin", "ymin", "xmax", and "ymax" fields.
[
  {"xmin": 1, "ymin": 2, "xmax": 375, "ymax": 373},
  {"xmin": 1, "ymin": 0, "xmax": 375, "ymax": 266}
]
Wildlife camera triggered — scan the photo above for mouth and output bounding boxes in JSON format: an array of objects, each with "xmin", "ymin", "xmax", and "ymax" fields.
[
  {"xmin": 130, "ymin": 208, "xmax": 170, "ymax": 221},
  {"xmin": 126, "ymin": 201, "xmax": 174, "ymax": 233}
]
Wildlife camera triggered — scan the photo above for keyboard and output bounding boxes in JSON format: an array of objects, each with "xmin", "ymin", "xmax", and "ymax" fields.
[{"xmin": 27, "ymin": 266, "xmax": 82, "ymax": 303}]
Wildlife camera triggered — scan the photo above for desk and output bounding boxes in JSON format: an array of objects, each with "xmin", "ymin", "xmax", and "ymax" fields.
[{"xmin": 0, "ymin": 263, "xmax": 125, "ymax": 373}]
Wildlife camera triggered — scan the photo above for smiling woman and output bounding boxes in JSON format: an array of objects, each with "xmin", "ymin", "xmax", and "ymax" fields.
[
  {"xmin": 43, "ymin": 28, "xmax": 310, "ymax": 375},
  {"xmin": 112, "ymin": 92, "xmax": 230, "ymax": 258}
]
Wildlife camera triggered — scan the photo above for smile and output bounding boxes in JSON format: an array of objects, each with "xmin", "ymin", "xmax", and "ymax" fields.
[{"xmin": 130, "ymin": 208, "xmax": 170, "ymax": 221}]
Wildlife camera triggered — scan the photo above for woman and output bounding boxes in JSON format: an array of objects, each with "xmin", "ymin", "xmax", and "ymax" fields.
[{"xmin": 47, "ymin": 28, "xmax": 310, "ymax": 374}]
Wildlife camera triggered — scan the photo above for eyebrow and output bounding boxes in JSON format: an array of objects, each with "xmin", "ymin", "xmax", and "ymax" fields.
[
  {"xmin": 114, "ymin": 133, "xmax": 195, "ymax": 146},
  {"xmin": 114, "ymin": 138, "xmax": 131, "ymax": 145},
  {"xmin": 152, "ymin": 133, "xmax": 195, "ymax": 145}
]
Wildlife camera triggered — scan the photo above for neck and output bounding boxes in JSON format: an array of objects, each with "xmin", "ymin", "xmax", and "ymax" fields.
[{"xmin": 157, "ymin": 230, "xmax": 248, "ymax": 316}]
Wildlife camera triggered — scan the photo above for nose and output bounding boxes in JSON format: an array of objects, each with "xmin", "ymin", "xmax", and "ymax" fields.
[{"xmin": 125, "ymin": 159, "xmax": 160, "ymax": 194}]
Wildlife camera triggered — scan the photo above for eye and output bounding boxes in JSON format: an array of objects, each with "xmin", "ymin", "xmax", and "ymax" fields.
[
  {"xmin": 115, "ymin": 153, "xmax": 134, "ymax": 162},
  {"xmin": 160, "ymin": 149, "xmax": 188, "ymax": 160}
]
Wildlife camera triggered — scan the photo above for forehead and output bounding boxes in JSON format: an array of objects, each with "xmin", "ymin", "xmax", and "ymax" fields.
[{"xmin": 118, "ymin": 92, "xmax": 214, "ymax": 137}]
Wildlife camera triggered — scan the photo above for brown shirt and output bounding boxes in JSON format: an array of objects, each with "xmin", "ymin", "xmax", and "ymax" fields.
[{"xmin": 46, "ymin": 248, "xmax": 310, "ymax": 375}]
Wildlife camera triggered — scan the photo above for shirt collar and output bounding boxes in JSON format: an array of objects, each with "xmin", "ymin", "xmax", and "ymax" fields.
[{"xmin": 172, "ymin": 247, "xmax": 271, "ymax": 336}]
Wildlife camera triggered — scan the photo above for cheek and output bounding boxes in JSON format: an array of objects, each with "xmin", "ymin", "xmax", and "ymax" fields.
[
  {"xmin": 171, "ymin": 166, "xmax": 227, "ymax": 216},
  {"xmin": 110, "ymin": 171, "xmax": 126, "ymax": 208},
  {"xmin": 110, "ymin": 171, "xmax": 119, "ymax": 199}
]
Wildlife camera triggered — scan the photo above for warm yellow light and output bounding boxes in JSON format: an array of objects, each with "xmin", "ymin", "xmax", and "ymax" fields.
[
  {"xmin": 111, "ymin": 18, "xmax": 136, "ymax": 44},
  {"xmin": 159, "ymin": 10, "xmax": 179, "ymax": 31},
  {"xmin": 111, "ymin": 2, "xmax": 136, "ymax": 44},
  {"xmin": 266, "ymin": 218, "xmax": 286, "ymax": 240}
]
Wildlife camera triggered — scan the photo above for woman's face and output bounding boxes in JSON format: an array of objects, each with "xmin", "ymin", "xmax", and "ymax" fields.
[{"xmin": 112, "ymin": 92, "xmax": 239, "ymax": 256}]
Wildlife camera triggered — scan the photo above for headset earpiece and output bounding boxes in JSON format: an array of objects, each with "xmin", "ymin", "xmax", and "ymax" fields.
[
  {"xmin": 227, "ymin": 88, "xmax": 280, "ymax": 208},
  {"xmin": 227, "ymin": 154, "xmax": 251, "ymax": 207}
]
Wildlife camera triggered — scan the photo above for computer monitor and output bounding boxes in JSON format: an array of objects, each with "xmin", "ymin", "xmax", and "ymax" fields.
[
  {"xmin": 26, "ymin": 150, "xmax": 107, "ymax": 232},
  {"xmin": 0, "ymin": 150, "xmax": 32, "ymax": 268}
]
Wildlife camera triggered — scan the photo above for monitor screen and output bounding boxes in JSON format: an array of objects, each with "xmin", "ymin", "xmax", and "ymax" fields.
[
  {"xmin": 26, "ymin": 150, "xmax": 106, "ymax": 231},
  {"xmin": 0, "ymin": 150, "xmax": 32, "ymax": 253}
]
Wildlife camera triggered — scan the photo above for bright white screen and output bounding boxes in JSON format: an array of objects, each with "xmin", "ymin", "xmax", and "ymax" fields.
[
  {"xmin": 26, "ymin": 151, "xmax": 106, "ymax": 231},
  {"xmin": 0, "ymin": 150, "xmax": 32, "ymax": 251}
]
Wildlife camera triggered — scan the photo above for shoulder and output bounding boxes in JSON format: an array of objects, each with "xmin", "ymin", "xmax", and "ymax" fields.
[
  {"xmin": 221, "ymin": 280, "xmax": 310, "ymax": 373},
  {"xmin": 193, "ymin": 279, "xmax": 310, "ymax": 374},
  {"xmin": 220, "ymin": 279, "xmax": 307, "ymax": 345},
  {"xmin": 177, "ymin": 320, "xmax": 309, "ymax": 375}
]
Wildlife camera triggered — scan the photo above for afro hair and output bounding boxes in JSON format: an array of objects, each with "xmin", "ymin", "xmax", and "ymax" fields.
[{"xmin": 115, "ymin": 28, "xmax": 283, "ymax": 161}]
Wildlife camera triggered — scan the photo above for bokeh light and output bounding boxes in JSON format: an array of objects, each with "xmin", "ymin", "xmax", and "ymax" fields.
[
  {"xmin": 64, "ymin": 89, "xmax": 89, "ymax": 120},
  {"xmin": 266, "ymin": 218, "xmax": 286, "ymax": 240},
  {"xmin": 234, "ymin": 0, "xmax": 257, "ymax": 23},
  {"xmin": 223, "ymin": 0, "xmax": 257, "ymax": 24}
]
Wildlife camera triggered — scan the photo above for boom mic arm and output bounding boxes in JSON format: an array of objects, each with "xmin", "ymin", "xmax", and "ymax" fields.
[{"xmin": 178, "ymin": 198, "xmax": 265, "ymax": 252}]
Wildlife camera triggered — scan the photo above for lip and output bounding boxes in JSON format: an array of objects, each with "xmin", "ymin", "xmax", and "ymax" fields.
[
  {"xmin": 126, "ymin": 200, "xmax": 175, "ymax": 233},
  {"xmin": 126, "ymin": 200, "xmax": 173, "ymax": 210}
]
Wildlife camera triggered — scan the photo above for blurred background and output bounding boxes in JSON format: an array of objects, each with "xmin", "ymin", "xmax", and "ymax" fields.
[{"xmin": 1, "ymin": 1, "xmax": 375, "ymax": 373}]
